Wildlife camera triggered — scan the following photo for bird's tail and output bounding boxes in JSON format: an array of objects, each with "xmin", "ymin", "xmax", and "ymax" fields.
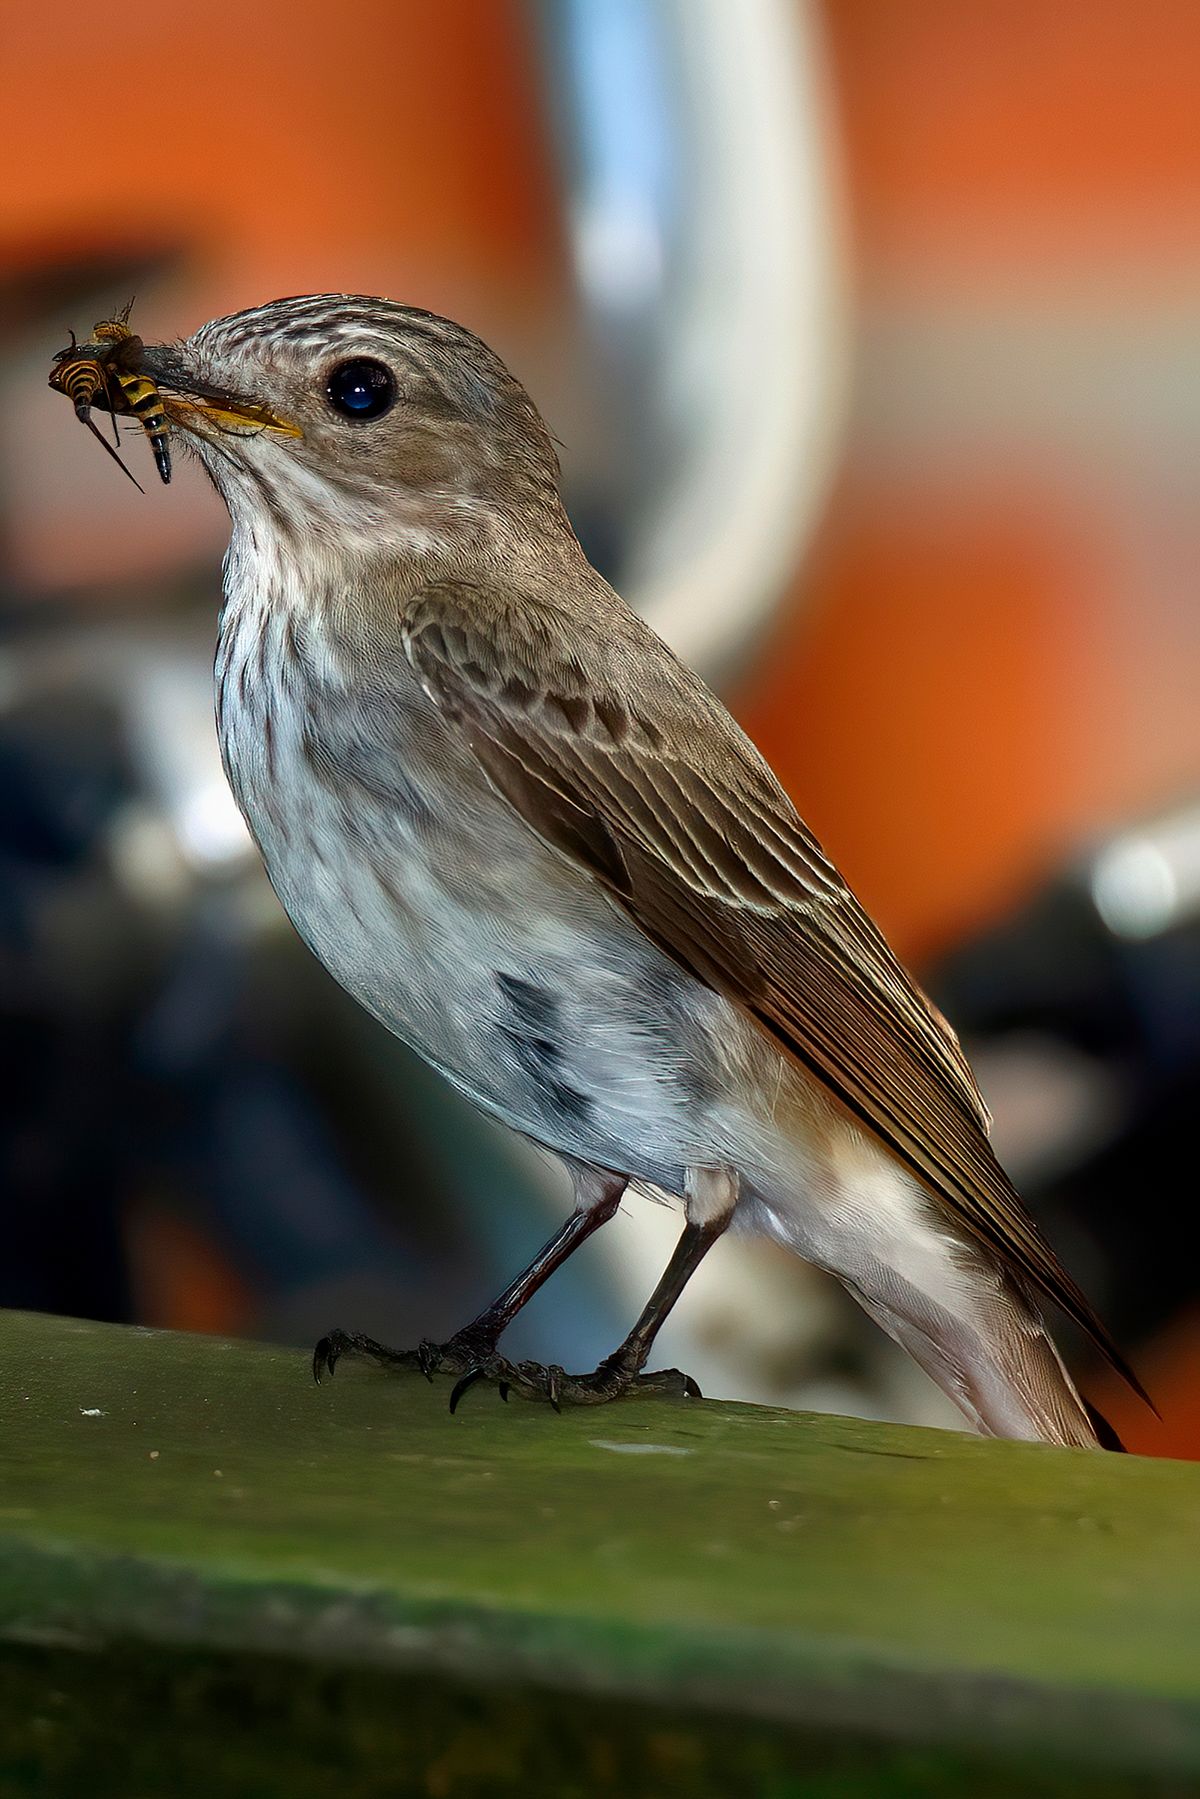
[
  {"xmin": 1083, "ymin": 1396, "xmax": 1127, "ymax": 1453},
  {"xmin": 845, "ymin": 1273, "xmax": 1110, "ymax": 1449},
  {"xmin": 749, "ymin": 1175, "xmax": 1113, "ymax": 1450}
]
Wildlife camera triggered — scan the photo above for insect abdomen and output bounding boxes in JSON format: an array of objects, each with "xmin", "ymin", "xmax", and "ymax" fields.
[
  {"xmin": 59, "ymin": 359, "xmax": 105, "ymax": 422},
  {"xmin": 113, "ymin": 372, "xmax": 171, "ymax": 484}
]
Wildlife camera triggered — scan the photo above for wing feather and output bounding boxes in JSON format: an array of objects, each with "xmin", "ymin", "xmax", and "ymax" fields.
[{"xmin": 403, "ymin": 580, "xmax": 1145, "ymax": 1400}]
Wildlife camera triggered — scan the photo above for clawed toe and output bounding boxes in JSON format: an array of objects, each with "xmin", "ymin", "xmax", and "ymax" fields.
[
  {"xmin": 631, "ymin": 1367, "xmax": 703, "ymax": 1400},
  {"xmin": 311, "ymin": 1328, "xmax": 424, "ymax": 1384},
  {"xmin": 312, "ymin": 1325, "xmax": 502, "ymax": 1387},
  {"xmin": 312, "ymin": 1328, "xmax": 702, "ymax": 1411},
  {"xmin": 446, "ymin": 1354, "xmax": 703, "ymax": 1412},
  {"xmin": 449, "ymin": 1357, "xmax": 524, "ymax": 1413},
  {"xmin": 312, "ymin": 1329, "xmax": 350, "ymax": 1383}
]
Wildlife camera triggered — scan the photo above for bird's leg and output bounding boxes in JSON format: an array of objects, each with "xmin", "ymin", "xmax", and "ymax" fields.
[
  {"xmin": 312, "ymin": 1166, "xmax": 626, "ymax": 1383},
  {"xmin": 449, "ymin": 1168, "xmax": 737, "ymax": 1411}
]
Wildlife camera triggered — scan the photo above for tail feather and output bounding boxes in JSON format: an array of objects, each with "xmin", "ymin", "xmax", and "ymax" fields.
[
  {"xmin": 747, "ymin": 1160, "xmax": 1116, "ymax": 1449},
  {"xmin": 846, "ymin": 1274, "xmax": 1105, "ymax": 1449},
  {"xmin": 1083, "ymin": 1397, "xmax": 1126, "ymax": 1453}
]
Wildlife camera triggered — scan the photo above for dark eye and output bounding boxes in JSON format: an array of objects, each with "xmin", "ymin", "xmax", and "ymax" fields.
[{"xmin": 325, "ymin": 357, "xmax": 396, "ymax": 420}]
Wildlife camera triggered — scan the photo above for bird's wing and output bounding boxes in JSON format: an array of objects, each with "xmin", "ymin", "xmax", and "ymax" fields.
[{"xmin": 401, "ymin": 579, "xmax": 1143, "ymax": 1396}]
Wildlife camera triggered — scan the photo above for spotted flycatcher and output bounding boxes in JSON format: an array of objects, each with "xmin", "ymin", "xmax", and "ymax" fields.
[{"xmin": 88, "ymin": 295, "xmax": 1144, "ymax": 1445}]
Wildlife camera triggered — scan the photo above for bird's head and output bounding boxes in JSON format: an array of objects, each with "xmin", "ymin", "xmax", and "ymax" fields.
[{"xmin": 143, "ymin": 294, "xmax": 566, "ymax": 564}]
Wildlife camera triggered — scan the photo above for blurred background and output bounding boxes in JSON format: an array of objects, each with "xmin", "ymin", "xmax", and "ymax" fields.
[{"xmin": 2, "ymin": 0, "xmax": 1198, "ymax": 1455}]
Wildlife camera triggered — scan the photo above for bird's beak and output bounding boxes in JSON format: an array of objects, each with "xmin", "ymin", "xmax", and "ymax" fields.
[{"xmin": 140, "ymin": 345, "xmax": 302, "ymax": 441}]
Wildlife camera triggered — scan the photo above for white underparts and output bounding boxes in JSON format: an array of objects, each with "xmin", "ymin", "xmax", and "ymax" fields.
[{"xmin": 684, "ymin": 1164, "xmax": 739, "ymax": 1229}]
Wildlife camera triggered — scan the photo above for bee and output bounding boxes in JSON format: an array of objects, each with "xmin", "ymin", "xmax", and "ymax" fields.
[{"xmin": 49, "ymin": 301, "xmax": 171, "ymax": 489}]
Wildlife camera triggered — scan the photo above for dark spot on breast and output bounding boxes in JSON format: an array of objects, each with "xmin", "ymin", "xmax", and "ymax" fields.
[
  {"xmin": 545, "ymin": 1078, "xmax": 593, "ymax": 1128},
  {"xmin": 498, "ymin": 1027, "xmax": 593, "ymax": 1128},
  {"xmin": 495, "ymin": 976, "xmax": 593, "ymax": 1127},
  {"xmin": 496, "ymin": 973, "xmax": 560, "ymax": 1034},
  {"xmin": 499, "ymin": 1029, "xmax": 559, "ymax": 1078}
]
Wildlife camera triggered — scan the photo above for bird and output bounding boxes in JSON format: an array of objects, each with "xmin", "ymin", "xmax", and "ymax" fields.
[{"xmin": 126, "ymin": 293, "xmax": 1146, "ymax": 1446}]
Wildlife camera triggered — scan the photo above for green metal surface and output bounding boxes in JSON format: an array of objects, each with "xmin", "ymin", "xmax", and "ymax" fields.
[{"xmin": 1, "ymin": 1309, "xmax": 1198, "ymax": 1794}]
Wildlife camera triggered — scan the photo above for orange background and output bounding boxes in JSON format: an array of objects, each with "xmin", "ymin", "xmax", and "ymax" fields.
[
  {"xmin": 746, "ymin": 0, "xmax": 1200, "ymax": 961},
  {"xmin": 6, "ymin": 0, "xmax": 1198, "ymax": 959},
  {"xmin": 3, "ymin": 0, "xmax": 1198, "ymax": 1450}
]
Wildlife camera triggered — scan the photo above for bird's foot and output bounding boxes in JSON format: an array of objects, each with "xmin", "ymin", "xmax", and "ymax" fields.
[
  {"xmin": 447, "ymin": 1350, "xmax": 702, "ymax": 1413},
  {"xmin": 311, "ymin": 1325, "xmax": 502, "ymax": 1385}
]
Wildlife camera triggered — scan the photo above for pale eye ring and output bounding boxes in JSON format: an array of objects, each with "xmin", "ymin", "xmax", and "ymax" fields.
[{"xmin": 325, "ymin": 358, "xmax": 396, "ymax": 420}]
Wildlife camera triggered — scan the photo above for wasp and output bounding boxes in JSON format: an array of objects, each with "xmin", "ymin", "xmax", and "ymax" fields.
[{"xmin": 49, "ymin": 301, "xmax": 171, "ymax": 490}]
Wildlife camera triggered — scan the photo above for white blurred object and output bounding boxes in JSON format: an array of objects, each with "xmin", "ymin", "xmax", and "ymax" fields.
[
  {"xmin": 123, "ymin": 642, "xmax": 254, "ymax": 874},
  {"xmin": 968, "ymin": 1033, "xmax": 1130, "ymax": 1187},
  {"xmin": 546, "ymin": 0, "xmax": 847, "ymax": 675},
  {"xmin": 631, "ymin": 0, "xmax": 847, "ymax": 671},
  {"xmin": 1, "ymin": 622, "xmax": 256, "ymax": 902},
  {"xmin": 1091, "ymin": 806, "xmax": 1200, "ymax": 940}
]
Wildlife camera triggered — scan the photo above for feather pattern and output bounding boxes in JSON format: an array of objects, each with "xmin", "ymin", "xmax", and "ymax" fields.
[{"xmin": 402, "ymin": 577, "xmax": 1147, "ymax": 1405}]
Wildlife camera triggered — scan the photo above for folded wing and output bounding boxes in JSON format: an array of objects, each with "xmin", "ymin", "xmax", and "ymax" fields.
[{"xmin": 402, "ymin": 578, "xmax": 1145, "ymax": 1401}]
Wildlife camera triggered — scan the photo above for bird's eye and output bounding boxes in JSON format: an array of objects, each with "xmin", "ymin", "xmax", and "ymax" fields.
[{"xmin": 325, "ymin": 358, "xmax": 396, "ymax": 420}]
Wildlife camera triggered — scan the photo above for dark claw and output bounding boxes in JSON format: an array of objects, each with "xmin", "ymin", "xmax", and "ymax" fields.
[
  {"xmin": 311, "ymin": 1325, "xmax": 702, "ymax": 1412},
  {"xmin": 312, "ymin": 1335, "xmax": 339, "ymax": 1384},
  {"xmin": 449, "ymin": 1367, "xmax": 488, "ymax": 1415}
]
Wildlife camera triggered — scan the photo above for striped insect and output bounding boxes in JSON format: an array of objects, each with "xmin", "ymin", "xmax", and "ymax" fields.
[{"xmin": 49, "ymin": 302, "xmax": 171, "ymax": 489}]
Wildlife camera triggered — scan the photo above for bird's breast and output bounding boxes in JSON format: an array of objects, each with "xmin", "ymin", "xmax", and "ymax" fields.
[
  {"xmin": 214, "ymin": 586, "xmax": 506, "ymax": 981},
  {"xmin": 211, "ymin": 584, "xmax": 728, "ymax": 1185}
]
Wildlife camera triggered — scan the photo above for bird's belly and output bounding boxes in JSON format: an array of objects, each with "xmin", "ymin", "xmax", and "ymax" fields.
[{"xmin": 226, "ymin": 714, "xmax": 729, "ymax": 1189}]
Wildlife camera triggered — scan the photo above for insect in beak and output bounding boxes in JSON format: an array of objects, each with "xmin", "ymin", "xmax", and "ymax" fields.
[
  {"xmin": 48, "ymin": 305, "xmax": 301, "ymax": 488},
  {"xmin": 49, "ymin": 301, "xmax": 172, "ymax": 488}
]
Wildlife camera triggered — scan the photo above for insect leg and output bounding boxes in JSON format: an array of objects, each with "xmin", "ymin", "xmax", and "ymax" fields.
[{"xmin": 83, "ymin": 415, "xmax": 145, "ymax": 493}]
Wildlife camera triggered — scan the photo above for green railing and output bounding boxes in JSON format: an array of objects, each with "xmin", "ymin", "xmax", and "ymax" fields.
[{"xmin": 2, "ymin": 1309, "xmax": 1197, "ymax": 1796}]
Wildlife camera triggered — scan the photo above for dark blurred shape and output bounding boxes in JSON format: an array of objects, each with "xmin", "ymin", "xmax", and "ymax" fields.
[
  {"xmin": 0, "ymin": 692, "xmax": 136, "ymax": 1319},
  {"xmin": 0, "ymin": 236, "xmax": 179, "ymax": 335},
  {"xmin": 934, "ymin": 800, "xmax": 1200, "ymax": 1348}
]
